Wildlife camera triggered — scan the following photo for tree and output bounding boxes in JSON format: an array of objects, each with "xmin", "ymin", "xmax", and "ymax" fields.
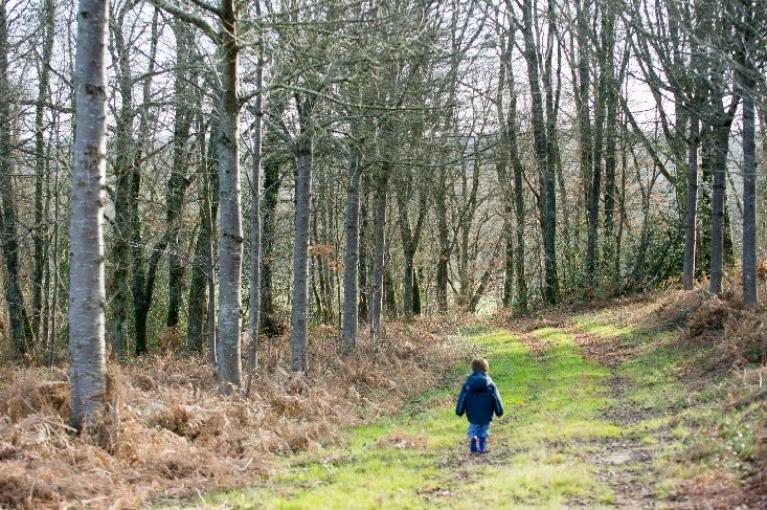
[
  {"xmin": 153, "ymin": 0, "xmax": 245, "ymax": 393},
  {"xmin": 736, "ymin": 0, "xmax": 764, "ymax": 307},
  {"xmin": 341, "ymin": 132, "xmax": 361, "ymax": 352},
  {"xmin": 0, "ymin": 0, "xmax": 33, "ymax": 356},
  {"xmin": 517, "ymin": 0, "xmax": 559, "ymax": 304},
  {"xmin": 69, "ymin": 0, "xmax": 110, "ymax": 430},
  {"xmin": 32, "ymin": 0, "xmax": 56, "ymax": 346},
  {"xmin": 247, "ymin": 4, "xmax": 264, "ymax": 370},
  {"xmin": 290, "ymin": 96, "xmax": 314, "ymax": 371}
]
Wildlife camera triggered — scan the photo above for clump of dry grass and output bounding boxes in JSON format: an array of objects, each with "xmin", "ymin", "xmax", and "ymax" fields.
[
  {"xmin": 0, "ymin": 316, "xmax": 467, "ymax": 509},
  {"xmin": 652, "ymin": 287, "xmax": 767, "ymax": 372}
]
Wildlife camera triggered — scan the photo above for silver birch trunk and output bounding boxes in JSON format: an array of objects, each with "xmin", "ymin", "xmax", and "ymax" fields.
[{"xmin": 69, "ymin": 0, "xmax": 109, "ymax": 430}]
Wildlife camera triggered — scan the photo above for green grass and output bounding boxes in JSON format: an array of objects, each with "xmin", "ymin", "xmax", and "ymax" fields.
[
  {"xmin": 189, "ymin": 329, "xmax": 618, "ymax": 509},
  {"xmin": 572, "ymin": 305, "xmax": 765, "ymax": 498},
  {"xmin": 160, "ymin": 300, "xmax": 764, "ymax": 509}
]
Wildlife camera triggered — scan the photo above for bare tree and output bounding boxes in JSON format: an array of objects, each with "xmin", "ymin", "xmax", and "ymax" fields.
[
  {"xmin": 0, "ymin": 1, "xmax": 33, "ymax": 356},
  {"xmin": 69, "ymin": 0, "xmax": 110, "ymax": 430},
  {"xmin": 152, "ymin": 0, "xmax": 245, "ymax": 392}
]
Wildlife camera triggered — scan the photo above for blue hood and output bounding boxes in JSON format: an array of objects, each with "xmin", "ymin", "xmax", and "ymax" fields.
[
  {"xmin": 455, "ymin": 371, "xmax": 504, "ymax": 425},
  {"xmin": 466, "ymin": 372, "xmax": 493, "ymax": 392}
]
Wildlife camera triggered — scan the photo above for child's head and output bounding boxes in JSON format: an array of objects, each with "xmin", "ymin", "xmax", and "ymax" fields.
[{"xmin": 471, "ymin": 358, "xmax": 489, "ymax": 373}]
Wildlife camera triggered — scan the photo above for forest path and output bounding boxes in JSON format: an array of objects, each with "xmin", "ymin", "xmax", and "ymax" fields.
[{"xmin": 201, "ymin": 314, "xmax": 673, "ymax": 509}]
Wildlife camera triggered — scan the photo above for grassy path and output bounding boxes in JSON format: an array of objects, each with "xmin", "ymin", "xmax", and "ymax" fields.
[{"xmin": 198, "ymin": 316, "xmax": 672, "ymax": 509}]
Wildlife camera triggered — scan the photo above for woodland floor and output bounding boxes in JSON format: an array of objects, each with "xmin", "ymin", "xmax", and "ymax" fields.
[{"xmin": 161, "ymin": 297, "xmax": 764, "ymax": 509}]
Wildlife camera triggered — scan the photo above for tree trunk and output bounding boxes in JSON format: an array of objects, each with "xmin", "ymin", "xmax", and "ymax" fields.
[
  {"xmin": 397, "ymin": 170, "xmax": 427, "ymax": 317},
  {"xmin": 358, "ymin": 175, "xmax": 369, "ymax": 322},
  {"xmin": 435, "ymin": 168, "xmax": 450, "ymax": 312},
  {"xmin": 602, "ymin": 18, "xmax": 621, "ymax": 277},
  {"xmin": 186, "ymin": 117, "xmax": 211, "ymax": 354},
  {"xmin": 682, "ymin": 115, "xmax": 699, "ymax": 290},
  {"xmin": 247, "ymin": 30, "xmax": 263, "ymax": 370},
  {"xmin": 260, "ymin": 143, "xmax": 282, "ymax": 337},
  {"xmin": 412, "ymin": 268, "xmax": 422, "ymax": 315},
  {"xmin": 127, "ymin": 8, "xmax": 159, "ymax": 356},
  {"xmin": 109, "ymin": 7, "xmax": 139, "ymax": 358},
  {"xmin": 521, "ymin": 0, "xmax": 557, "ymax": 304},
  {"xmin": 369, "ymin": 171, "xmax": 387, "ymax": 336},
  {"xmin": 216, "ymin": 0, "xmax": 243, "ymax": 393},
  {"xmin": 708, "ymin": 116, "xmax": 735, "ymax": 296},
  {"xmin": 384, "ymin": 250, "xmax": 397, "ymax": 317},
  {"xmin": 68, "ymin": 0, "xmax": 109, "ymax": 430},
  {"xmin": 741, "ymin": 65, "xmax": 757, "ymax": 306},
  {"xmin": 291, "ymin": 106, "xmax": 313, "ymax": 372},
  {"xmin": 576, "ymin": 0, "xmax": 595, "ymax": 284},
  {"xmin": 341, "ymin": 145, "xmax": 361, "ymax": 352},
  {"xmin": 502, "ymin": 215, "xmax": 514, "ymax": 308},
  {"xmin": 187, "ymin": 196, "xmax": 210, "ymax": 353},
  {"xmin": 498, "ymin": 31, "xmax": 528, "ymax": 312},
  {"xmin": 166, "ymin": 23, "xmax": 194, "ymax": 329}
]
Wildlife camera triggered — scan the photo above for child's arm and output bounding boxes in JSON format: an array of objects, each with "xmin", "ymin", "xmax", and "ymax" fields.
[
  {"xmin": 492, "ymin": 386, "xmax": 504, "ymax": 417},
  {"xmin": 455, "ymin": 384, "xmax": 468, "ymax": 416}
]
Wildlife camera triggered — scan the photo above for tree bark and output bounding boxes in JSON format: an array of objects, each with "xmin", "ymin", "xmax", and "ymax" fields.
[
  {"xmin": 435, "ymin": 167, "xmax": 450, "ymax": 312},
  {"xmin": 68, "ymin": 0, "xmax": 109, "ymax": 430},
  {"xmin": 186, "ymin": 124, "xmax": 211, "ymax": 354},
  {"xmin": 708, "ymin": 113, "xmax": 735, "ymax": 296},
  {"xmin": 742, "ymin": 85, "xmax": 757, "ymax": 306},
  {"xmin": 369, "ymin": 171, "xmax": 387, "ymax": 336},
  {"xmin": 247, "ymin": 25, "xmax": 263, "ymax": 370},
  {"xmin": 108, "ymin": 3, "xmax": 147, "ymax": 358},
  {"xmin": 259, "ymin": 95, "xmax": 285, "ymax": 337},
  {"xmin": 166, "ymin": 22, "xmax": 194, "ymax": 329},
  {"xmin": 520, "ymin": 0, "xmax": 557, "ymax": 304},
  {"xmin": 291, "ymin": 101, "xmax": 313, "ymax": 372},
  {"xmin": 396, "ymin": 170, "xmax": 427, "ymax": 317},
  {"xmin": 682, "ymin": 114, "xmax": 699, "ymax": 290},
  {"xmin": 216, "ymin": 0, "xmax": 243, "ymax": 392},
  {"xmin": 129, "ymin": 9, "xmax": 160, "ymax": 356},
  {"xmin": 341, "ymin": 143, "xmax": 361, "ymax": 352},
  {"xmin": 358, "ymin": 175, "xmax": 369, "ymax": 322}
]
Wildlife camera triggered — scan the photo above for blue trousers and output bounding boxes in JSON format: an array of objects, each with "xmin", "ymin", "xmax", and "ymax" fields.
[{"xmin": 467, "ymin": 422, "xmax": 490, "ymax": 439}]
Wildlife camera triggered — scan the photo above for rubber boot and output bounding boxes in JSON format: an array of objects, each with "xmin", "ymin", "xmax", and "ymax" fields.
[
  {"xmin": 478, "ymin": 436, "xmax": 488, "ymax": 454},
  {"xmin": 470, "ymin": 436, "xmax": 478, "ymax": 453}
]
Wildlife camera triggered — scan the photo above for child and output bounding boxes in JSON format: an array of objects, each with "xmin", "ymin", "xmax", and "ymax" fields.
[{"xmin": 455, "ymin": 358, "xmax": 504, "ymax": 454}]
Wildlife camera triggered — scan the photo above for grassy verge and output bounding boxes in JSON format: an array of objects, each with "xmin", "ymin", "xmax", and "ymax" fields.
[{"xmin": 572, "ymin": 301, "xmax": 765, "ymax": 505}]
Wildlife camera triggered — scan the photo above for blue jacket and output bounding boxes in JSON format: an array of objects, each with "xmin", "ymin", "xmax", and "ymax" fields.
[{"xmin": 455, "ymin": 372, "xmax": 504, "ymax": 425}]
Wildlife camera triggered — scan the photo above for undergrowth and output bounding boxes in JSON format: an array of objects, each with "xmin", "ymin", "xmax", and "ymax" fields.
[{"xmin": 0, "ymin": 316, "xmax": 470, "ymax": 509}]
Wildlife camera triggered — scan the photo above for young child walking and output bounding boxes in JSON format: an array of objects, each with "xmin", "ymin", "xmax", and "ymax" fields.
[{"xmin": 455, "ymin": 358, "xmax": 504, "ymax": 454}]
